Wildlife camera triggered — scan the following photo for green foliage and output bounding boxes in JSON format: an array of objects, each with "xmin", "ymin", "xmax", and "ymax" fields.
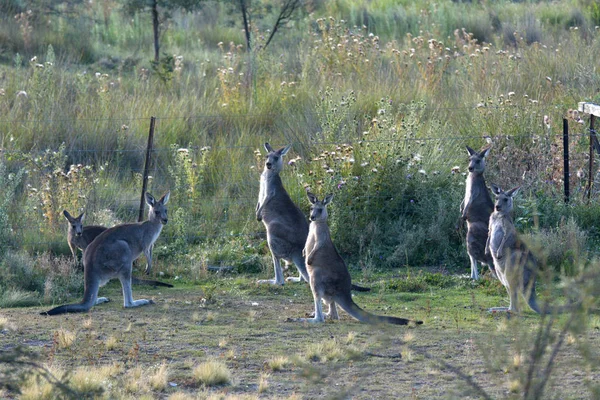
[
  {"xmin": 295, "ymin": 97, "xmax": 464, "ymax": 267},
  {"xmin": 0, "ymin": 156, "xmax": 24, "ymax": 248}
]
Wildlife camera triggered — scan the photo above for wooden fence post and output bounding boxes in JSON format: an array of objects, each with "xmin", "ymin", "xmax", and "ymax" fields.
[
  {"xmin": 563, "ymin": 118, "xmax": 569, "ymax": 204},
  {"xmin": 139, "ymin": 116, "xmax": 156, "ymax": 222}
]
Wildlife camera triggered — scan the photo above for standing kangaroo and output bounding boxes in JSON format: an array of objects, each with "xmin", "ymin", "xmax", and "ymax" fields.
[
  {"xmin": 42, "ymin": 192, "xmax": 170, "ymax": 315},
  {"xmin": 460, "ymin": 145, "xmax": 495, "ymax": 280},
  {"xmin": 485, "ymin": 185, "xmax": 541, "ymax": 314},
  {"xmin": 256, "ymin": 143, "xmax": 311, "ymax": 285},
  {"xmin": 293, "ymin": 192, "xmax": 422, "ymax": 325},
  {"xmin": 63, "ymin": 210, "xmax": 172, "ymax": 288}
]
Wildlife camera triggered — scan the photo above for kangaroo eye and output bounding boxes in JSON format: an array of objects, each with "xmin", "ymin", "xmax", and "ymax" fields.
[
  {"xmin": 273, "ymin": 156, "xmax": 279, "ymax": 162},
  {"xmin": 155, "ymin": 211, "xmax": 161, "ymax": 215}
]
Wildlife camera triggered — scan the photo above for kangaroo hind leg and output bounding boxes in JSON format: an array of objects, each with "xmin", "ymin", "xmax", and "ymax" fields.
[
  {"xmin": 119, "ymin": 267, "xmax": 153, "ymax": 308},
  {"xmin": 285, "ymin": 254, "xmax": 309, "ymax": 283},
  {"xmin": 257, "ymin": 254, "xmax": 285, "ymax": 285}
]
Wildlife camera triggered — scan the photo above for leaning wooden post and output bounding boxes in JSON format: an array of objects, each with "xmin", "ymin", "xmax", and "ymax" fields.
[
  {"xmin": 139, "ymin": 116, "xmax": 156, "ymax": 222},
  {"xmin": 589, "ymin": 114, "xmax": 596, "ymax": 201},
  {"xmin": 563, "ymin": 118, "xmax": 569, "ymax": 204}
]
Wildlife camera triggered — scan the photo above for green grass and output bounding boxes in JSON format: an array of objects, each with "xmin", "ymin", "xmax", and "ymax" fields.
[{"xmin": 2, "ymin": 269, "xmax": 598, "ymax": 399}]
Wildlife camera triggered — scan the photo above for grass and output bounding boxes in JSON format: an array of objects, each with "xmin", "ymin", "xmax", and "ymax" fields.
[
  {"xmin": 192, "ymin": 360, "xmax": 232, "ymax": 387},
  {"xmin": 1, "ymin": 2, "xmax": 600, "ymax": 397},
  {"xmin": 2, "ymin": 269, "xmax": 598, "ymax": 398}
]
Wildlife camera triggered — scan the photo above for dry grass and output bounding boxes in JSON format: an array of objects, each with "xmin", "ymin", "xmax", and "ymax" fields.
[
  {"xmin": 149, "ymin": 362, "xmax": 170, "ymax": 391},
  {"xmin": 266, "ymin": 355, "xmax": 292, "ymax": 372},
  {"xmin": 105, "ymin": 335, "xmax": 118, "ymax": 350},
  {"xmin": 0, "ymin": 315, "xmax": 16, "ymax": 331},
  {"xmin": 192, "ymin": 360, "xmax": 232, "ymax": 386},
  {"xmin": 258, "ymin": 372, "xmax": 270, "ymax": 394},
  {"xmin": 54, "ymin": 328, "xmax": 76, "ymax": 349}
]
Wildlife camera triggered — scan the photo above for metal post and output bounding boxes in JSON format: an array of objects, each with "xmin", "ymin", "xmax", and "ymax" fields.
[
  {"xmin": 563, "ymin": 118, "xmax": 569, "ymax": 204},
  {"xmin": 139, "ymin": 116, "xmax": 156, "ymax": 222}
]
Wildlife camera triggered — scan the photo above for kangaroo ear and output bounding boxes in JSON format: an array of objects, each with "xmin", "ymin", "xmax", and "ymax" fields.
[
  {"xmin": 307, "ymin": 191, "xmax": 318, "ymax": 204},
  {"xmin": 63, "ymin": 210, "xmax": 73, "ymax": 221},
  {"xmin": 264, "ymin": 142, "xmax": 273, "ymax": 152},
  {"xmin": 323, "ymin": 194, "xmax": 334, "ymax": 205},
  {"xmin": 280, "ymin": 144, "xmax": 291, "ymax": 156},
  {"xmin": 160, "ymin": 191, "xmax": 170, "ymax": 205},
  {"xmin": 480, "ymin": 146, "xmax": 491, "ymax": 158},
  {"xmin": 466, "ymin": 146, "xmax": 476, "ymax": 156},
  {"xmin": 78, "ymin": 212, "xmax": 85, "ymax": 222},
  {"xmin": 145, "ymin": 192, "xmax": 156, "ymax": 206},
  {"xmin": 507, "ymin": 186, "xmax": 521, "ymax": 198},
  {"xmin": 490, "ymin": 184, "xmax": 502, "ymax": 196}
]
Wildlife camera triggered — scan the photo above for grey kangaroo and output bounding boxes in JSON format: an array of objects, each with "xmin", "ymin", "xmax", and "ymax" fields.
[
  {"xmin": 293, "ymin": 192, "xmax": 421, "ymax": 325},
  {"xmin": 485, "ymin": 185, "xmax": 541, "ymax": 314},
  {"xmin": 256, "ymin": 143, "xmax": 310, "ymax": 285},
  {"xmin": 63, "ymin": 210, "xmax": 172, "ymax": 288},
  {"xmin": 460, "ymin": 145, "xmax": 495, "ymax": 280},
  {"xmin": 42, "ymin": 192, "xmax": 170, "ymax": 315},
  {"xmin": 256, "ymin": 143, "xmax": 369, "ymax": 291}
]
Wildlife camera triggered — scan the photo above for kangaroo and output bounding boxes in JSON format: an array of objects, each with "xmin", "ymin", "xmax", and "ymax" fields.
[
  {"xmin": 485, "ymin": 185, "xmax": 541, "ymax": 314},
  {"xmin": 255, "ymin": 143, "xmax": 370, "ymax": 291},
  {"xmin": 63, "ymin": 210, "xmax": 108, "ymax": 265},
  {"xmin": 63, "ymin": 210, "xmax": 172, "ymax": 288},
  {"xmin": 460, "ymin": 145, "xmax": 495, "ymax": 280},
  {"xmin": 292, "ymin": 192, "xmax": 422, "ymax": 325},
  {"xmin": 255, "ymin": 143, "xmax": 312, "ymax": 285},
  {"xmin": 42, "ymin": 192, "xmax": 170, "ymax": 315}
]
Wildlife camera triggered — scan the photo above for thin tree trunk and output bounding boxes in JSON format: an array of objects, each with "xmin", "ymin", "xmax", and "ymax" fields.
[
  {"xmin": 240, "ymin": 0, "xmax": 251, "ymax": 51},
  {"xmin": 152, "ymin": 0, "xmax": 160, "ymax": 62}
]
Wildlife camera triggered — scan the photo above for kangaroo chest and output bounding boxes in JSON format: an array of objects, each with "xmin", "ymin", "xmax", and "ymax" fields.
[{"xmin": 489, "ymin": 214, "xmax": 513, "ymax": 253}]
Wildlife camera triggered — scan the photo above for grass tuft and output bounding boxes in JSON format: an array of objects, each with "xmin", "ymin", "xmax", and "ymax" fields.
[
  {"xmin": 149, "ymin": 362, "xmax": 170, "ymax": 391},
  {"xmin": 267, "ymin": 355, "xmax": 291, "ymax": 372},
  {"xmin": 192, "ymin": 359, "xmax": 232, "ymax": 386},
  {"xmin": 54, "ymin": 328, "xmax": 76, "ymax": 349}
]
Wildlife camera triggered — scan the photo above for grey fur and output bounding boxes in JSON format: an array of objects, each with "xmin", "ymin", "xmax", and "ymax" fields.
[
  {"xmin": 43, "ymin": 192, "xmax": 170, "ymax": 315},
  {"xmin": 486, "ymin": 185, "xmax": 541, "ymax": 314},
  {"xmin": 256, "ymin": 142, "xmax": 310, "ymax": 285},
  {"xmin": 62, "ymin": 209, "xmax": 172, "ymax": 288},
  {"xmin": 293, "ymin": 192, "xmax": 422, "ymax": 325},
  {"xmin": 461, "ymin": 145, "xmax": 495, "ymax": 280}
]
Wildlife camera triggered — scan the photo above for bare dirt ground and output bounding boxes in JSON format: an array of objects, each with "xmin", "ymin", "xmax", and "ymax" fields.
[{"xmin": 1, "ymin": 272, "xmax": 599, "ymax": 399}]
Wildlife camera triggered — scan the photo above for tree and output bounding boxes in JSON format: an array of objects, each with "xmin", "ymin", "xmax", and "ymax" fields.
[
  {"xmin": 235, "ymin": 0, "xmax": 303, "ymax": 51},
  {"xmin": 122, "ymin": 0, "xmax": 205, "ymax": 62}
]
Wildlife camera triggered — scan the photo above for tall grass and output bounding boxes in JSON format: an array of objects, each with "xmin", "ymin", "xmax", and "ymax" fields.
[{"xmin": 0, "ymin": 1, "xmax": 599, "ymax": 287}]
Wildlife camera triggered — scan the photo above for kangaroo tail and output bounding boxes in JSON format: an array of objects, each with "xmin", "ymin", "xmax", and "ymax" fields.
[
  {"xmin": 132, "ymin": 277, "xmax": 173, "ymax": 288},
  {"xmin": 41, "ymin": 303, "xmax": 93, "ymax": 316},
  {"xmin": 351, "ymin": 283, "xmax": 371, "ymax": 292},
  {"xmin": 336, "ymin": 294, "xmax": 422, "ymax": 325}
]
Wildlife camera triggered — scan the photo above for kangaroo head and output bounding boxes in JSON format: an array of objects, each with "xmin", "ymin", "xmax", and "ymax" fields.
[
  {"xmin": 491, "ymin": 184, "xmax": 520, "ymax": 214},
  {"xmin": 146, "ymin": 191, "xmax": 170, "ymax": 225},
  {"xmin": 466, "ymin": 146, "xmax": 491, "ymax": 174},
  {"xmin": 63, "ymin": 210, "xmax": 84, "ymax": 236},
  {"xmin": 307, "ymin": 192, "xmax": 334, "ymax": 222},
  {"xmin": 263, "ymin": 142, "xmax": 291, "ymax": 173}
]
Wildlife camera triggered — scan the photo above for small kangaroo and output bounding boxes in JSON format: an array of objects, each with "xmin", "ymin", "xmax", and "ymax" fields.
[
  {"xmin": 42, "ymin": 192, "xmax": 170, "ymax": 315},
  {"xmin": 460, "ymin": 145, "xmax": 495, "ymax": 280},
  {"xmin": 63, "ymin": 210, "xmax": 172, "ymax": 288},
  {"xmin": 485, "ymin": 185, "xmax": 541, "ymax": 314},
  {"xmin": 255, "ymin": 143, "xmax": 311, "ymax": 285},
  {"xmin": 293, "ymin": 192, "xmax": 422, "ymax": 325},
  {"xmin": 63, "ymin": 210, "xmax": 108, "ymax": 265}
]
